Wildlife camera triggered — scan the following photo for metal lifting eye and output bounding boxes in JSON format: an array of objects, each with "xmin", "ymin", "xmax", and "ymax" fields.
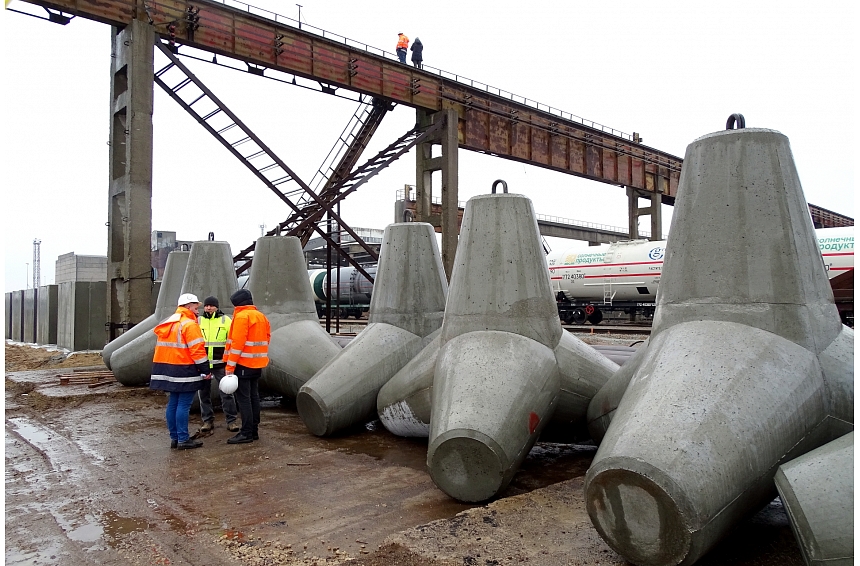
[
  {"xmin": 208, "ymin": 232, "xmax": 215, "ymax": 241},
  {"xmin": 491, "ymin": 179, "xmax": 508, "ymax": 194},
  {"xmin": 726, "ymin": 113, "xmax": 746, "ymax": 130},
  {"xmin": 403, "ymin": 209, "xmax": 414, "ymax": 222}
]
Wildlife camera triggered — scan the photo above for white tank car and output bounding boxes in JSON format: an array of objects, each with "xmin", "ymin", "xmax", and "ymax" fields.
[{"xmin": 547, "ymin": 226, "xmax": 854, "ymax": 324}]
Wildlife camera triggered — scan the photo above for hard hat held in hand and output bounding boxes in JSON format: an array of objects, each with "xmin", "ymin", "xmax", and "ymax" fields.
[{"xmin": 220, "ymin": 373, "xmax": 239, "ymax": 394}]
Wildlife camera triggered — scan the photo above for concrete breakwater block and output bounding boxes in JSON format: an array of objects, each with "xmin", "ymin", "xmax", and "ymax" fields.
[
  {"xmin": 584, "ymin": 127, "xmax": 854, "ymax": 566},
  {"xmin": 249, "ymin": 236, "xmax": 341, "ymax": 398},
  {"xmin": 297, "ymin": 223, "xmax": 447, "ymax": 436}
]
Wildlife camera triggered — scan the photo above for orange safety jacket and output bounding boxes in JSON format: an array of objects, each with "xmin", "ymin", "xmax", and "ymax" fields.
[
  {"xmin": 223, "ymin": 305, "xmax": 271, "ymax": 373},
  {"xmin": 150, "ymin": 306, "xmax": 211, "ymax": 393},
  {"xmin": 396, "ymin": 34, "xmax": 409, "ymax": 50}
]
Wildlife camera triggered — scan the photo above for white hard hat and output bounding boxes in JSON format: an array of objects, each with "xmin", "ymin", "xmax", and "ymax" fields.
[
  {"xmin": 177, "ymin": 293, "xmax": 200, "ymax": 306},
  {"xmin": 220, "ymin": 373, "xmax": 239, "ymax": 395}
]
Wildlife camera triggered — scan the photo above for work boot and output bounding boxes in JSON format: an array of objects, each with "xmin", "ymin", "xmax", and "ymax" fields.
[
  {"xmin": 227, "ymin": 421, "xmax": 241, "ymax": 432},
  {"xmin": 170, "ymin": 440, "xmax": 178, "ymax": 449},
  {"xmin": 227, "ymin": 433, "xmax": 254, "ymax": 444},
  {"xmin": 177, "ymin": 439, "xmax": 203, "ymax": 450},
  {"xmin": 200, "ymin": 420, "xmax": 214, "ymax": 433}
]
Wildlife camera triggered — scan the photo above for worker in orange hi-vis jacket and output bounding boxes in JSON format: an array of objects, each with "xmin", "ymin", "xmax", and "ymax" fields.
[
  {"xmin": 222, "ymin": 289, "xmax": 271, "ymax": 445},
  {"xmin": 396, "ymin": 32, "xmax": 409, "ymax": 64},
  {"xmin": 150, "ymin": 293, "xmax": 212, "ymax": 450}
]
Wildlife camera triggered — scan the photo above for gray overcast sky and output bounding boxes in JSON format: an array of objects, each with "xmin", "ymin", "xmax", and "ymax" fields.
[{"xmin": 2, "ymin": 0, "xmax": 855, "ymax": 292}]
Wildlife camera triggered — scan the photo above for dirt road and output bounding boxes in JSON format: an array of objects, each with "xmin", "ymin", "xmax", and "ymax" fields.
[{"xmin": 5, "ymin": 343, "xmax": 803, "ymax": 565}]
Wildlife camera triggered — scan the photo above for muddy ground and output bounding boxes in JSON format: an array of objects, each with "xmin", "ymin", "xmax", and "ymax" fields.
[{"xmin": 5, "ymin": 341, "xmax": 803, "ymax": 565}]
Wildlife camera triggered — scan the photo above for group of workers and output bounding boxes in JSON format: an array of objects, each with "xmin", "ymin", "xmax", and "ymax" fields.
[
  {"xmin": 149, "ymin": 289, "xmax": 271, "ymax": 450},
  {"xmin": 396, "ymin": 32, "xmax": 423, "ymax": 68}
]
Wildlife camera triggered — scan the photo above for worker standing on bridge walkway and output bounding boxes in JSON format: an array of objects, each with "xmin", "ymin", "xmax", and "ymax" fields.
[
  {"xmin": 410, "ymin": 37, "xmax": 423, "ymax": 69},
  {"xmin": 396, "ymin": 32, "xmax": 409, "ymax": 63}
]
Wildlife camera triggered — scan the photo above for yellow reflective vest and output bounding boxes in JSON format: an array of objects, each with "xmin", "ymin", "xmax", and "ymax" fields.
[{"xmin": 198, "ymin": 311, "xmax": 232, "ymax": 368}]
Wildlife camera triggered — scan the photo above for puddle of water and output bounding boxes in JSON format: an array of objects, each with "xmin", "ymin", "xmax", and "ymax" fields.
[{"xmin": 67, "ymin": 520, "xmax": 103, "ymax": 543}]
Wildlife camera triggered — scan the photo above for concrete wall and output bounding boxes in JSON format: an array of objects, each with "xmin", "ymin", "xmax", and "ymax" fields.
[
  {"xmin": 22, "ymin": 289, "xmax": 38, "ymax": 344},
  {"xmin": 57, "ymin": 281, "xmax": 107, "ymax": 351},
  {"xmin": 5, "ymin": 292, "xmax": 11, "ymax": 339},
  {"xmin": 55, "ymin": 252, "xmax": 108, "ymax": 284},
  {"xmin": 37, "ymin": 285, "xmax": 59, "ymax": 345},
  {"xmin": 10, "ymin": 290, "xmax": 23, "ymax": 342}
]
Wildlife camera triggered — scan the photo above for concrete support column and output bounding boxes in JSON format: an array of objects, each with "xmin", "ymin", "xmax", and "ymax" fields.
[
  {"xmin": 414, "ymin": 108, "xmax": 459, "ymax": 280},
  {"xmin": 106, "ymin": 19, "xmax": 155, "ymax": 342},
  {"xmin": 440, "ymin": 108, "xmax": 459, "ymax": 280},
  {"xmin": 626, "ymin": 187, "xmax": 662, "ymax": 241}
]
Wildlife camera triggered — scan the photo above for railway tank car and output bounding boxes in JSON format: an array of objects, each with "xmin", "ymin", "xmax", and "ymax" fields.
[
  {"xmin": 308, "ymin": 266, "xmax": 376, "ymax": 318},
  {"xmin": 548, "ymin": 226, "xmax": 854, "ymax": 325},
  {"xmin": 302, "ymin": 227, "xmax": 853, "ymax": 325}
]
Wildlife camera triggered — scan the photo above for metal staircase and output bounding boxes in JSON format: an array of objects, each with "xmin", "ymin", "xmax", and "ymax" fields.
[{"xmin": 152, "ymin": 39, "xmax": 377, "ymax": 281}]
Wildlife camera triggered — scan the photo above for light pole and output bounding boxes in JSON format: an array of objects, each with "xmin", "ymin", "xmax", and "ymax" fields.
[{"xmin": 296, "ymin": 4, "xmax": 302, "ymax": 29}]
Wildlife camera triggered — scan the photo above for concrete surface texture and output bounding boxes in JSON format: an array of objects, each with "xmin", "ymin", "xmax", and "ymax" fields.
[
  {"xmin": 179, "ymin": 240, "xmax": 238, "ymax": 316},
  {"xmin": 249, "ymin": 236, "xmax": 341, "ymax": 398},
  {"xmin": 584, "ymin": 127, "xmax": 855, "ymax": 566},
  {"xmin": 36, "ymin": 285, "xmax": 59, "ymax": 345},
  {"xmin": 775, "ymin": 431, "xmax": 854, "ymax": 566},
  {"xmin": 10, "ymin": 290, "xmax": 23, "ymax": 341},
  {"xmin": 297, "ymin": 223, "xmax": 447, "ymax": 436},
  {"xmin": 22, "ymin": 288, "xmax": 37, "ymax": 344},
  {"xmin": 111, "ymin": 241, "xmax": 235, "ymax": 386},
  {"xmin": 56, "ymin": 281, "xmax": 107, "ymax": 351},
  {"xmin": 5, "ymin": 292, "xmax": 12, "ymax": 339},
  {"xmin": 102, "ymin": 250, "xmax": 189, "ymax": 370}
]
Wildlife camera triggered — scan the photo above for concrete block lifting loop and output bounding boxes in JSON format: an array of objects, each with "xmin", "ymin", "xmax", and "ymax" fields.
[
  {"xmin": 208, "ymin": 232, "xmax": 215, "ymax": 241},
  {"xmin": 403, "ymin": 209, "xmax": 415, "ymax": 222},
  {"xmin": 491, "ymin": 179, "xmax": 508, "ymax": 194},
  {"xmin": 726, "ymin": 113, "xmax": 746, "ymax": 129}
]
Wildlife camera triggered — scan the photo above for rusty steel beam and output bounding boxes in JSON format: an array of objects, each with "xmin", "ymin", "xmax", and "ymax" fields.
[{"xmin": 19, "ymin": 0, "xmax": 681, "ymax": 199}]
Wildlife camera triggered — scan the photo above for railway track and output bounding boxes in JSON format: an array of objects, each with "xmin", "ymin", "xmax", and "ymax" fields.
[{"xmin": 318, "ymin": 318, "xmax": 652, "ymax": 336}]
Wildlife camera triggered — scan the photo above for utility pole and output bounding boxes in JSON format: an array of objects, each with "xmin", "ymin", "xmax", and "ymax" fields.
[
  {"xmin": 32, "ymin": 238, "xmax": 41, "ymax": 289},
  {"xmin": 296, "ymin": 4, "xmax": 302, "ymax": 29}
]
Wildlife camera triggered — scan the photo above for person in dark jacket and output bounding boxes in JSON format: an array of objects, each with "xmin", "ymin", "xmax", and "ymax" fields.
[
  {"xmin": 410, "ymin": 37, "xmax": 423, "ymax": 69},
  {"xmin": 197, "ymin": 296, "xmax": 239, "ymax": 433},
  {"xmin": 150, "ymin": 293, "xmax": 212, "ymax": 450}
]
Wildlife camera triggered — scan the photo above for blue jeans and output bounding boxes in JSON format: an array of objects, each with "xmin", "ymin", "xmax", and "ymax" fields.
[
  {"xmin": 166, "ymin": 391, "xmax": 196, "ymax": 443},
  {"xmin": 198, "ymin": 367, "xmax": 238, "ymax": 424},
  {"xmin": 397, "ymin": 48, "xmax": 407, "ymax": 63}
]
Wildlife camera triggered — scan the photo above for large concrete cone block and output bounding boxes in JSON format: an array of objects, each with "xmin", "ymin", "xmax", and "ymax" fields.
[
  {"xmin": 181, "ymin": 241, "xmax": 238, "ymax": 317},
  {"xmin": 442, "ymin": 194, "xmax": 561, "ymax": 349},
  {"xmin": 653, "ymin": 128, "xmax": 842, "ymax": 351},
  {"xmin": 369, "ymin": 223, "xmax": 448, "ymax": 337},
  {"xmin": 775, "ymin": 431, "xmax": 854, "ymax": 566},
  {"xmin": 297, "ymin": 324, "xmax": 425, "ymax": 436},
  {"xmin": 377, "ymin": 331, "xmax": 441, "ymax": 437},
  {"xmin": 249, "ymin": 236, "xmax": 320, "ymax": 330},
  {"xmin": 296, "ymin": 223, "xmax": 447, "ymax": 435},
  {"xmin": 246, "ymin": 236, "xmax": 341, "ymax": 396},
  {"xmin": 428, "ymin": 331, "xmax": 560, "ymax": 502},
  {"xmin": 262, "ymin": 320, "xmax": 342, "ymax": 398},
  {"xmin": 585, "ymin": 321, "xmax": 835, "ymax": 566},
  {"xmin": 104, "ymin": 251, "xmax": 189, "ymax": 370},
  {"xmin": 550, "ymin": 331, "xmax": 619, "ymax": 432}
]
